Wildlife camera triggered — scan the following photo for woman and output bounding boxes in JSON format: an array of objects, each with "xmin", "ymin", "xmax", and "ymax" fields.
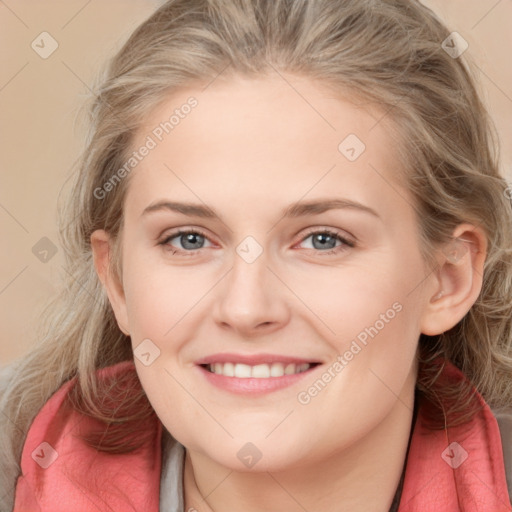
[{"xmin": 1, "ymin": 0, "xmax": 511, "ymax": 510}]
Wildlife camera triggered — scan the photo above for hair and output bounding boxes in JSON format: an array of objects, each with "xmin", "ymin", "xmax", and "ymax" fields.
[{"xmin": 2, "ymin": 0, "xmax": 512, "ymax": 507}]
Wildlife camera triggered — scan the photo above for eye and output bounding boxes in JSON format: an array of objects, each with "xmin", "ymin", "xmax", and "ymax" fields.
[
  {"xmin": 296, "ymin": 228, "xmax": 355, "ymax": 255},
  {"xmin": 158, "ymin": 227, "xmax": 356, "ymax": 256},
  {"xmin": 159, "ymin": 229, "xmax": 213, "ymax": 255}
]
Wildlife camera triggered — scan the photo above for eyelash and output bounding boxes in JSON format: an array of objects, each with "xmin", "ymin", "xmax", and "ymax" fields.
[{"xmin": 158, "ymin": 227, "xmax": 356, "ymax": 256}]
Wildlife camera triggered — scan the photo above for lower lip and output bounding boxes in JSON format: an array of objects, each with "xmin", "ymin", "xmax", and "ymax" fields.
[{"xmin": 197, "ymin": 365, "xmax": 318, "ymax": 394}]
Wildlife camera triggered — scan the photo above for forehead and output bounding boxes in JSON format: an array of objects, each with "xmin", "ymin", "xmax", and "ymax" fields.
[{"xmin": 125, "ymin": 73, "xmax": 411, "ymax": 223}]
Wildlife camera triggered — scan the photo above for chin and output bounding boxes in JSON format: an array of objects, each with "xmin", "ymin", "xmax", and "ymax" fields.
[{"xmin": 196, "ymin": 435, "xmax": 315, "ymax": 473}]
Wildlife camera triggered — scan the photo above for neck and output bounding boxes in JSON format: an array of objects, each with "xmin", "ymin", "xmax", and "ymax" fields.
[{"xmin": 182, "ymin": 368, "xmax": 417, "ymax": 512}]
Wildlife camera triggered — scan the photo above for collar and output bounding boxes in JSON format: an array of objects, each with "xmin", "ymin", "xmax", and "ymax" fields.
[
  {"xmin": 398, "ymin": 361, "xmax": 511, "ymax": 511},
  {"xmin": 13, "ymin": 360, "xmax": 162, "ymax": 512}
]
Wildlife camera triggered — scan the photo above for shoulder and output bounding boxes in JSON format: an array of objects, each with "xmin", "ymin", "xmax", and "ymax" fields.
[
  {"xmin": 13, "ymin": 360, "xmax": 163, "ymax": 511},
  {"xmin": 492, "ymin": 405, "xmax": 512, "ymax": 503}
]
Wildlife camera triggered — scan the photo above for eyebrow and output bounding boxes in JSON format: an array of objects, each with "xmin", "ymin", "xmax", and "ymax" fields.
[{"xmin": 141, "ymin": 198, "xmax": 380, "ymax": 220}]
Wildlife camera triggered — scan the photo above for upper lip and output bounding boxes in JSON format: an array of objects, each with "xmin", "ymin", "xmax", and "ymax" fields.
[{"xmin": 195, "ymin": 353, "xmax": 322, "ymax": 366}]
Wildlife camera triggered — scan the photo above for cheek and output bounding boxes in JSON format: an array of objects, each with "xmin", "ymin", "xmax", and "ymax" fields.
[
  {"xmin": 309, "ymin": 253, "xmax": 423, "ymax": 349},
  {"xmin": 121, "ymin": 248, "xmax": 204, "ymax": 338},
  {"xmin": 310, "ymin": 251, "xmax": 423, "ymax": 402},
  {"xmin": 134, "ymin": 366, "xmax": 216, "ymax": 455}
]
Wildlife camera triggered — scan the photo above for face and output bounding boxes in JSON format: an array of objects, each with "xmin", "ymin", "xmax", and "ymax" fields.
[{"xmin": 99, "ymin": 73, "xmax": 436, "ymax": 472}]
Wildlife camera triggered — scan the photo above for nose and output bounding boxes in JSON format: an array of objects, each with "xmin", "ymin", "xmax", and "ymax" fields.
[{"xmin": 212, "ymin": 247, "xmax": 291, "ymax": 338}]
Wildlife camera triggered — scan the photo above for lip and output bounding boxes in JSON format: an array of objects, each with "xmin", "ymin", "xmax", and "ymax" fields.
[
  {"xmin": 195, "ymin": 352, "xmax": 320, "ymax": 366},
  {"xmin": 195, "ymin": 353, "xmax": 323, "ymax": 395}
]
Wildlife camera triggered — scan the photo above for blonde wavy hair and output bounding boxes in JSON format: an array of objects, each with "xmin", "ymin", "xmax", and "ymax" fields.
[{"xmin": 2, "ymin": 0, "xmax": 512, "ymax": 508}]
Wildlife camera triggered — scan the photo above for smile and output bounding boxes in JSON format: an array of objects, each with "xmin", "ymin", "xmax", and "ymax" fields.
[
  {"xmin": 204, "ymin": 362, "xmax": 314, "ymax": 378},
  {"xmin": 195, "ymin": 354, "xmax": 322, "ymax": 394}
]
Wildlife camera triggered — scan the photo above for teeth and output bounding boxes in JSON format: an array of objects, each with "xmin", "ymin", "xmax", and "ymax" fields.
[
  {"xmin": 251, "ymin": 364, "xmax": 270, "ymax": 378},
  {"xmin": 284, "ymin": 363, "xmax": 296, "ymax": 375},
  {"xmin": 270, "ymin": 363, "xmax": 284, "ymax": 377},
  {"xmin": 207, "ymin": 362, "xmax": 312, "ymax": 378},
  {"xmin": 223, "ymin": 362, "xmax": 234, "ymax": 377},
  {"xmin": 234, "ymin": 363, "xmax": 252, "ymax": 378}
]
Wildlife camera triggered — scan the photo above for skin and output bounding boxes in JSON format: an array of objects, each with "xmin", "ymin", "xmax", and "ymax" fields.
[{"xmin": 91, "ymin": 72, "xmax": 487, "ymax": 512}]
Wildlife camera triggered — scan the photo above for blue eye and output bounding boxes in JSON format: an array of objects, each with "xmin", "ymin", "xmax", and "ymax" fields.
[
  {"xmin": 160, "ymin": 229, "xmax": 212, "ymax": 254},
  {"xmin": 159, "ymin": 228, "xmax": 355, "ymax": 256},
  {"xmin": 297, "ymin": 229, "xmax": 355, "ymax": 255}
]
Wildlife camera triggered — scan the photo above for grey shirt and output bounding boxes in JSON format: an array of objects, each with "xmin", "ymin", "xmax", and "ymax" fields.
[{"xmin": 160, "ymin": 429, "xmax": 186, "ymax": 512}]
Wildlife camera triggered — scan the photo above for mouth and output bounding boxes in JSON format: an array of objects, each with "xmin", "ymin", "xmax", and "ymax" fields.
[
  {"xmin": 201, "ymin": 361, "xmax": 319, "ymax": 378},
  {"xmin": 195, "ymin": 354, "xmax": 322, "ymax": 394}
]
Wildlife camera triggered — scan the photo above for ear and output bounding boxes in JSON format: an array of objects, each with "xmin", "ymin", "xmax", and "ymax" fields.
[
  {"xmin": 420, "ymin": 223, "xmax": 487, "ymax": 335},
  {"xmin": 90, "ymin": 229, "xmax": 130, "ymax": 336}
]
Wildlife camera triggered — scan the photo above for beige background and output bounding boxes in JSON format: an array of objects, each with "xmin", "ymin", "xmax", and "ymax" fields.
[{"xmin": 1, "ymin": 0, "xmax": 511, "ymax": 365}]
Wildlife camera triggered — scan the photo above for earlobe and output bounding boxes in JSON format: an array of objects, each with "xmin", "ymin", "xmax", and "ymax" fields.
[
  {"xmin": 90, "ymin": 229, "xmax": 130, "ymax": 336},
  {"xmin": 420, "ymin": 224, "xmax": 487, "ymax": 336}
]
